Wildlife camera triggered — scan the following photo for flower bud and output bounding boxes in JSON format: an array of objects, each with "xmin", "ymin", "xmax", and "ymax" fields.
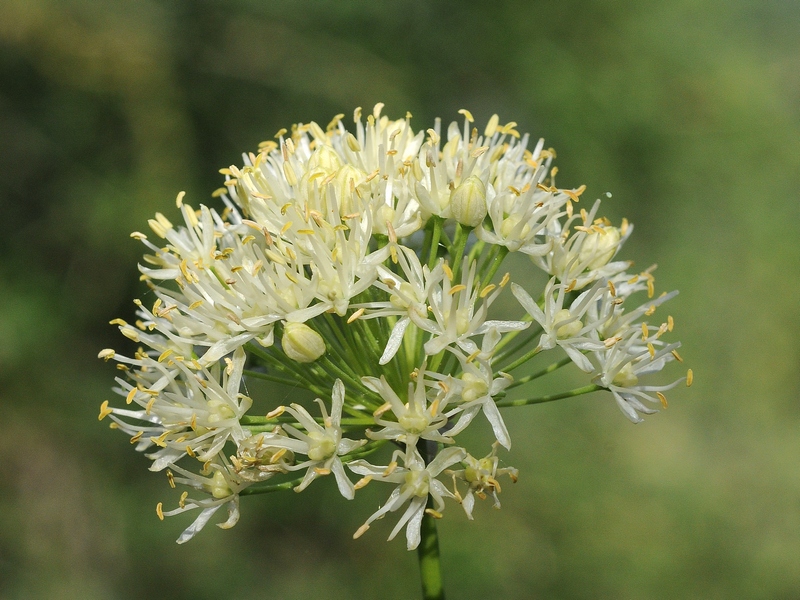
[
  {"xmin": 450, "ymin": 175, "xmax": 487, "ymax": 227},
  {"xmin": 578, "ymin": 226, "xmax": 621, "ymax": 270},
  {"xmin": 282, "ymin": 322, "xmax": 326, "ymax": 363}
]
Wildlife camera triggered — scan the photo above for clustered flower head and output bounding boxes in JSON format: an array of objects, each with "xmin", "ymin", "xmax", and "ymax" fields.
[{"xmin": 98, "ymin": 104, "xmax": 691, "ymax": 550}]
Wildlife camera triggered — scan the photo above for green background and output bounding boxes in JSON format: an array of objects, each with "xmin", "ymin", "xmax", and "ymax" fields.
[{"xmin": 1, "ymin": 1, "xmax": 798, "ymax": 598}]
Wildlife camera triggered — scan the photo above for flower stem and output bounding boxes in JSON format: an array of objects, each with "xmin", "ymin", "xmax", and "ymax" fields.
[
  {"xmin": 496, "ymin": 383, "xmax": 602, "ymax": 408},
  {"xmin": 417, "ymin": 506, "xmax": 445, "ymax": 600}
]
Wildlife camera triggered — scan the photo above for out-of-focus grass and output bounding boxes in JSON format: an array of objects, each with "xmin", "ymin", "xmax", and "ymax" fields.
[{"xmin": 1, "ymin": 1, "xmax": 798, "ymax": 598}]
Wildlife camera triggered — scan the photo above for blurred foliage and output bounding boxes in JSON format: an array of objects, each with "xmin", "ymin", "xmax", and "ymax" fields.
[{"xmin": 1, "ymin": 0, "xmax": 799, "ymax": 598}]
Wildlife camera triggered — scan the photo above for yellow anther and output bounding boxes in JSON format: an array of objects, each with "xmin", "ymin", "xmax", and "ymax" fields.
[
  {"xmin": 499, "ymin": 273, "xmax": 511, "ymax": 287},
  {"xmin": 145, "ymin": 396, "xmax": 156, "ymax": 415},
  {"xmin": 130, "ymin": 431, "xmax": 143, "ymax": 444},
  {"xmin": 425, "ymin": 508, "xmax": 444, "ymax": 519},
  {"xmin": 270, "ymin": 448, "xmax": 288, "ymax": 464},
  {"xmin": 647, "ymin": 279, "xmax": 655, "ymax": 298},
  {"xmin": 266, "ymin": 406, "xmax": 285, "ymax": 420},
  {"xmin": 608, "ymin": 281, "xmax": 617, "ymax": 297},
  {"xmin": 644, "ymin": 304, "xmax": 657, "ymax": 316},
  {"xmin": 642, "ymin": 323, "xmax": 649, "ymax": 340},
  {"xmin": 429, "ymin": 398, "xmax": 441, "ymax": 417},
  {"xmin": 313, "ymin": 467, "xmax": 331, "ymax": 476},
  {"xmin": 189, "ymin": 300, "xmax": 203, "ymax": 310},
  {"xmin": 458, "ymin": 109, "xmax": 474, "ymax": 122},
  {"xmin": 158, "ymin": 349, "xmax": 174, "ymax": 363},
  {"xmin": 647, "ymin": 343, "xmax": 656, "ymax": 358},
  {"xmin": 353, "ymin": 523, "xmax": 370, "ymax": 539},
  {"xmin": 283, "ymin": 162, "xmax": 297, "ymax": 186},
  {"xmin": 166, "ymin": 470, "xmax": 176, "ymax": 489},
  {"xmin": 604, "ymin": 336, "xmax": 621, "ymax": 348},
  {"xmin": 109, "ymin": 318, "xmax": 127, "ymax": 327},
  {"xmin": 466, "ymin": 350, "xmax": 481, "ymax": 363},
  {"xmin": 667, "ymin": 315, "xmax": 674, "ymax": 332},
  {"xmin": 656, "ymin": 392, "xmax": 668, "ymax": 409},
  {"xmin": 564, "ymin": 279, "xmax": 577, "ymax": 293},
  {"xmin": 442, "ymin": 263, "xmax": 454, "ymax": 281},
  {"xmin": 185, "ymin": 445, "xmax": 195, "ymax": 458},
  {"xmin": 179, "ymin": 491, "xmax": 189, "ymax": 509},
  {"xmin": 373, "ymin": 402, "xmax": 392, "ymax": 418},
  {"xmin": 280, "ymin": 221, "xmax": 293, "ymax": 235},
  {"xmin": 98, "ymin": 348, "xmax": 115, "ymax": 361},
  {"xmin": 479, "ymin": 284, "xmax": 496, "ymax": 298},
  {"xmin": 175, "ymin": 191, "xmax": 186, "ymax": 208},
  {"xmin": 448, "ymin": 284, "xmax": 467, "ymax": 295},
  {"xmin": 223, "ymin": 179, "xmax": 238, "ymax": 187},
  {"xmin": 126, "ymin": 387, "xmax": 138, "ymax": 405},
  {"xmin": 671, "ymin": 349, "xmax": 683, "ymax": 362},
  {"xmin": 156, "ymin": 502, "xmax": 164, "ymax": 521},
  {"xmin": 98, "ymin": 401, "xmax": 113, "ymax": 421},
  {"xmin": 354, "ymin": 475, "xmax": 372, "ymax": 490},
  {"xmin": 686, "ymin": 369, "xmax": 694, "ymax": 387},
  {"xmin": 347, "ymin": 308, "xmax": 365, "ymax": 324},
  {"xmin": 130, "ymin": 231, "xmax": 147, "ymax": 240},
  {"xmin": 383, "ymin": 461, "xmax": 398, "ymax": 477},
  {"xmin": 211, "ymin": 187, "xmax": 227, "ymax": 198}
]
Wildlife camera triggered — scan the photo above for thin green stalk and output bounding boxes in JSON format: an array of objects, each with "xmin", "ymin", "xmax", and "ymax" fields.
[
  {"xmin": 500, "ymin": 344, "xmax": 543, "ymax": 373},
  {"xmin": 417, "ymin": 438, "xmax": 445, "ymax": 600},
  {"xmin": 507, "ymin": 355, "xmax": 574, "ymax": 389},
  {"xmin": 491, "ymin": 314, "xmax": 533, "ymax": 355},
  {"xmin": 492, "ymin": 322, "xmax": 541, "ymax": 365},
  {"xmin": 428, "ymin": 217, "xmax": 443, "ymax": 269},
  {"xmin": 496, "ymin": 384, "xmax": 602, "ymax": 408},
  {"xmin": 418, "ymin": 506, "xmax": 445, "ymax": 600},
  {"xmin": 450, "ymin": 224, "xmax": 471, "ymax": 280},
  {"xmin": 479, "ymin": 245, "xmax": 509, "ymax": 288},
  {"xmin": 239, "ymin": 476, "xmax": 304, "ymax": 496},
  {"xmin": 466, "ymin": 238, "xmax": 485, "ymax": 265}
]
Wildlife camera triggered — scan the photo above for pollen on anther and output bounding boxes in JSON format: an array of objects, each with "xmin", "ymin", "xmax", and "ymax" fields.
[
  {"xmin": 347, "ymin": 308, "xmax": 365, "ymax": 324},
  {"xmin": 686, "ymin": 369, "xmax": 694, "ymax": 387},
  {"xmin": 98, "ymin": 401, "xmax": 113, "ymax": 421},
  {"xmin": 156, "ymin": 502, "xmax": 164, "ymax": 521}
]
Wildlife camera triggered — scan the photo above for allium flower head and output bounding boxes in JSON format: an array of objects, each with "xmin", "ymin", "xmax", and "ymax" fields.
[{"xmin": 99, "ymin": 104, "xmax": 690, "ymax": 551}]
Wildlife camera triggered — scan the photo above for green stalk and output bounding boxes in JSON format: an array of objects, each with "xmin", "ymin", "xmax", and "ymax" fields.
[
  {"xmin": 496, "ymin": 384, "xmax": 602, "ymax": 408},
  {"xmin": 417, "ymin": 439, "xmax": 445, "ymax": 600},
  {"xmin": 479, "ymin": 245, "xmax": 509, "ymax": 288},
  {"xmin": 239, "ymin": 476, "xmax": 304, "ymax": 496},
  {"xmin": 500, "ymin": 344, "xmax": 542, "ymax": 373},
  {"xmin": 450, "ymin": 224, "xmax": 471, "ymax": 281},
  {"xmin": 418, "ymin": 505, "xmax": 445, "ymax": 600},
  {"xmin": 507, "ymin": 355, "xmax": 573, "ymax": 389},
  {"xmin": 428, "ymin": 217, "xmax": 443, "ymax": 269}
]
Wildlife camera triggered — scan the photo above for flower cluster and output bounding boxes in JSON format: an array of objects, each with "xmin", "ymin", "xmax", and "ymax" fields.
[{"xmin": 99, "ymin": 105, "xmax": 691, "ymax": 550}]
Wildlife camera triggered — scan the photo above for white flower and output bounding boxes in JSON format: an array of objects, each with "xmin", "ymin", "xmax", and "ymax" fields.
[
  {"xmin": 348, "ymin": 446, "xmax": 466, "ymax": 550},
  {"xmin": 353, "ymin": 245, "xmax": 445, "ymax": 364},
  {"xmin": 158, "ymin": 458, "xmax": 250, "ymax": 544},
  {"xmin": 101, "ymin": 345, "xmax": 251, "ymax": 471},
  {"xmin": 533, "ymin": 200, "xmax": 632, "ymax": 289},
  {"xmin": 511, "ymin": 277, "xmax": 608, "ymax": 372},
  {"xmin": 447, "ymin": 444, "xmax": 518, "ymax": 519},
  {"xmin": 592, "ymin": 327, "xmax": 684, "ymax": 422},
  {"xmin": 249, "ymin": 380, "xmax": 366, "ymax": 498},
  {"xmin": 415, "ymin": 258, "xmax": 528, "ymax": 356},
  {"xmin": 362, "ymin": 363, "xmax": 451, "ymax": 446},
  {"xmin": 426, "ymin": 349, "xmax": 514, "ymax": 449}
]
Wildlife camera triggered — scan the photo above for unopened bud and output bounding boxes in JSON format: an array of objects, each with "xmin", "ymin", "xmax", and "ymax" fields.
[
  {"xmin": 282, "ymin": 322, "xmax": 326, "ymax": 363},
  {"xmin": 450, "ymin": 175, "xmax": 487, "ymax": 227},
  {"xmin": 579, "ymin": 226, "xmax": 621, "ymax": 270}
]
